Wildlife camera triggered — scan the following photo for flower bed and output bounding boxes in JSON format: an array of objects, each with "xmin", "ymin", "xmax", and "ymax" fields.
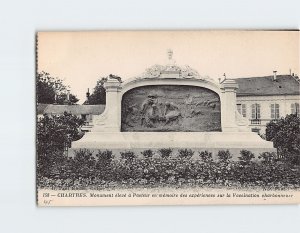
[{"xmin": 37, "ymin": 149, "xmax": 300, "ymax": 190}]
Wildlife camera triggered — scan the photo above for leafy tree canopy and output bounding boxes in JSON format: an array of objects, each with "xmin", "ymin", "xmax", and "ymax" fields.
[
  {"xmin": 84, "ymin": 78, "xmax": 106, "ymax": 105},
  {"xmin": 37, "ymin": 112, "xmax": 85, "ymax": 155},
  {"xmin": 83, "ymin": 74, "xmax": 122, "ymax": 105},
  {"xmin": 266, "ymin": 114, "xmax": 300, "ymax": 164},
  {"xmin": 36, "ymin": 71, "xmax": 79, "ymax": 104}
]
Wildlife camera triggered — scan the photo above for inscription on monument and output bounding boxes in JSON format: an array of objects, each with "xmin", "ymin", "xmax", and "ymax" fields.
[{"xmin": 121, "ymin": 85, "xmax": 221, "ymax": 132}]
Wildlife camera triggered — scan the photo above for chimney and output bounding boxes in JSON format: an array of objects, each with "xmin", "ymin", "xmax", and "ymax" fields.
[
  {"xmin": 66, "ymin": 90, "xmax": 70, "ymax": 102},
  {"xmin": 273, "ymin": 71, "xmax": 277, "ymax": 81},
  {"xmin": 86, "ymin": 88, "xmax": 90, "ymax": 98},
  {"xmin": 86, "ymin": 88, "xmax": 90, "ymax": 104},
  {"xmin": 53, "ymin": 83, "xmax": 58, "ymax": 104}
]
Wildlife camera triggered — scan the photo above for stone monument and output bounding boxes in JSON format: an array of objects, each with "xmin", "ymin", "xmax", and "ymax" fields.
[{"xmin": 70, "ymin": 50, "xmax": 274, "ymax": 157}]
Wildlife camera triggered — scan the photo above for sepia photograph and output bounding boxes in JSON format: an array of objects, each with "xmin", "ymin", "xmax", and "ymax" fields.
[
  {"xmin": 2, "ymin": 0, "xmax": 300, "ymax": 232},
  {"xmin": 36, "ymin": 31, "xmax": 300, "ymax": 206}
]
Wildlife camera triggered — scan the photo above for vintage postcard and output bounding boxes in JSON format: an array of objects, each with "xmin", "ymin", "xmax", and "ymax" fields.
[{"xmin": 36, "ymin": 31, "xmax": 300, "ymax": 206}]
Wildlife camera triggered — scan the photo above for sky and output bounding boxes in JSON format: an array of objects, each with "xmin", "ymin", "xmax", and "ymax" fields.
[{"xmin": 37, "ymin": 31, "xmax": 299, "ymax": 103}]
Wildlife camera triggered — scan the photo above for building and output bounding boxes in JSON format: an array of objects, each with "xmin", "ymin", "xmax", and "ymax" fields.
[
  {"xmin": 37, "ymin": 104, "xmax": 105, "ymax": 132},
  {"xmin": 235, "ymin": 72, "xmax": 300, "ymax": 135}
]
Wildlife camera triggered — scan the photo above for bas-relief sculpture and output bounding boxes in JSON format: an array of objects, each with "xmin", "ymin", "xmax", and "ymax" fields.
[{"xmin": 121, "ymin": 85, "xmax": 221, "ymax": 132}]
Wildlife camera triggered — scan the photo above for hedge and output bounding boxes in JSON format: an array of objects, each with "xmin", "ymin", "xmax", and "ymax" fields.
[{"xmin": 37, "ymin": 149, "xmax": 300, "ymax": 190}]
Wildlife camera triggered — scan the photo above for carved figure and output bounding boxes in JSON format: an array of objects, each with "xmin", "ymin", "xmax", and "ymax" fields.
[
  {"xmin": 164, "ymin": 102, "xmax": 182, "ymax": 124},
  {"xmin": 184, "ymin": 94, "xmax": 194, "ymax": 117},
  {"xmin": 141, "ymin": 93, "xmax": 159, "ymax": 127},
  {"xmin": 191, "ymin": 108, "xmax": 204, "ymax": 116},
  {"xmin": 108, "ymin": 74, "xmax": 122, "ymax": 82}
]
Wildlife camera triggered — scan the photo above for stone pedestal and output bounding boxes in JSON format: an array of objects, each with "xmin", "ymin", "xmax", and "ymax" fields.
[
  {"xmin": 92, "ymin": 78, "xmax": 122, "ymax": 132},
  {"xmin": 70, "ymin": 131, "xmax": 275, "ymax": 159},
  {"xmin": 221, "ymin": 79, "xmax": 240, "ymax": 132},
  {"xmin": 72, "ymin": 132, "xmax": 274, "ymax": 149}
]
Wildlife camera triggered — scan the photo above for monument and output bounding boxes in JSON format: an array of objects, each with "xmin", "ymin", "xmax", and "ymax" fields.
[{"xmin": 70, "ymin": 50, "xmax": 274, "ymax": 157}]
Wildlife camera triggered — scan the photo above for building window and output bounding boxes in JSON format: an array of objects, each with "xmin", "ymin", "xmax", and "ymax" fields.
[
  {"xmin": 270, "ymin": 103, "xmax": 280, "ymax": 119},
  {"xmin": 251, "ymin": 103, "xmax": 261, "ymax": 119},
  {"xmin": 291, "ymin": 103, "xmax": 299, "ymax": 116},
  {"xmin": 237, "ymin": 104, "xmax": 246, "ymax": 117}
]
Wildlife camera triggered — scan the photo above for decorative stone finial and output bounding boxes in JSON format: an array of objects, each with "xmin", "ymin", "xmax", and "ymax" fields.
[
  {"xmin": 167, "ymin": 49, "xmax": 173, "ymax": 60},
  {"xmin": 165, "ymin": 49, "xmax": 177, "ymax": 72},
  {"xmin": 133, "ymin": 49, "xmax": 207, "ymax": 80}
]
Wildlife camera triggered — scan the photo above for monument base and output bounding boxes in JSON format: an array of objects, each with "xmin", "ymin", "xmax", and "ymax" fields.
[{"xmin": 69, "ymin": 132, "xmax": 275, "ymax": 159}]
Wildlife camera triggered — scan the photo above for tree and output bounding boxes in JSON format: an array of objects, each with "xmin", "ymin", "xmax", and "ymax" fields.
[
  {"xmin": 36, "ymin": 71, "xmax": 79, "ymax": 104},
  {"xmin": 37, "ymin": 112, "xmax": 85, "ymax": 156},
  {"xmin": 56, "ymin": 93, "xmax": 79, "ymax": 105},
  {"xmin": 84, "ymin": 77, "xmax": 107, "ymax": 105},
  {"xmin": 36, "ymin": 112, "xmax": 85, "ymax": 178},
  {"xmin": 266, "ymin": 114, "xmax": 300, "ymax": 164},
  {"xmin": 84, "ymin": 74, "xmax": 122, "ymax": 105}
]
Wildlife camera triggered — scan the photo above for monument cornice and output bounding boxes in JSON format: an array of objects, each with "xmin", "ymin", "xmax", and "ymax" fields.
[
  {"xmin": 104, "ymin": 78, "xmax": 122, "ymax": 92},
  {"xmin": 121, "ymin": 76, "xmax": 221, "ymax": 97}
]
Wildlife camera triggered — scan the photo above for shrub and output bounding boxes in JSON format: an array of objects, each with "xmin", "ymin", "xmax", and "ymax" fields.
[
  {"xmin": 217, "ymin": 150, "xmax": 232, "ymax": 163},
  {"xmin": 258, "ymin": 152, "xmax": 277, "ymax": 165},
  {"xmin": 37, "ymin": 148, "xmax": 300, "ymax": 190},
  {"xmin": 199, "ymin": 151, "xmax": 213, "ymax": 163},
  {"xmin": 120, "ymin": 151, "xmax": 136, "ymax": 161},
  {"xmin": 158, "ymin": 148, "xmax": 173, "ymax": 159},
  {"xmin": 238, "ymin": 150, "xmax": 255, "ymax": 166},
  {"xmin": 37, "ymin": 112, "xmax": 84, "ymax": 156},
  {"xmin": 74, "ymin": 149, "xmax": 93, "ymax": 162},
  {"xmin": 141, "ymin": 149, "xmax": 154, "ymax": 159},
  {"xmin": 285, "ymin": 152, "xmax": 300, "ymax": 166},
  {"xmin": 37, "ymin": 150, "xmax": 69, "ymax": 178},
  {"xmin": 266, "ymin": 114, "xmax": 300, "ymax": 162},
  {"xmin": 96, "ymin": 150, "xmax": 113, "ymax": 166},
  {"xmin": 73, "ymin": 149, "xmax": 96, "ymax": 178},
  {"xmin": 178, "ymin": 149, "xmax": 194, "ymax": 159}
]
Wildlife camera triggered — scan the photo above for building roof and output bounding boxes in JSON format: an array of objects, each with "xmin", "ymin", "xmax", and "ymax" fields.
[
  {"xmin": 235, "ymin": 75, "xmax": 300, "ymax": 97},
  {"xmin": 37, "ymin": 104, "xmax": 49, "ymax": 115},
  {"xmin": 37, "ymin": 104, "xmax": 106, "ymax": 115}
]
